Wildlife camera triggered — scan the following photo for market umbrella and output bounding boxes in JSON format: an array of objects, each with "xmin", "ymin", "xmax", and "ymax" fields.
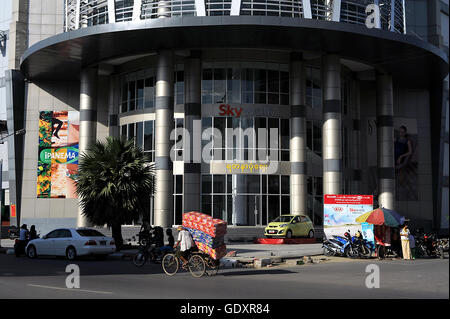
[{"xmin": 355, "ymin": 208, "xmax": 406, "ymax": 227}]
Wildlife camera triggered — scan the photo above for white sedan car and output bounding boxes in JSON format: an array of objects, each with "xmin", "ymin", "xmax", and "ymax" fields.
[{"xmin": 26, "ymin": 228, "xmax": 116, "ymax": 260}]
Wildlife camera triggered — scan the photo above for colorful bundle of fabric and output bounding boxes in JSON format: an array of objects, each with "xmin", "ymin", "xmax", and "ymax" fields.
[
  {"xmin": 182, "ymin": 212, "xmax": 227, "ymax": 238},
  {"xmin": 182, "ymin": 211, "xmax": 227, "ymax": 260},
  {"xmin": 184, "ymin": 227, "xmax": 224, "ymax": 249},
  {"xmin": 195, "ymin": 242, "xmax": 227, "ymax": 260}
]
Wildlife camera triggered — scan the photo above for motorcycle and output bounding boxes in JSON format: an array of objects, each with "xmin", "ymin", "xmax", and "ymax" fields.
[
  {"xmin": 353, "ymin": 232, "xmax": 375, "ymax": 258},
  {"xmin": 415, "ymin": 231, "xmax": 437, "ymax": 257},
  {"xmin": 8, "ymin": 226, "xmax": 19, "ymax": 240},
  {"xmin": 322, "ymin": 231, "xmax": 359, "ymax": 258},
  {"xmin": 435, "ymin": 238, "xmax": 449, "ymax": 259}
]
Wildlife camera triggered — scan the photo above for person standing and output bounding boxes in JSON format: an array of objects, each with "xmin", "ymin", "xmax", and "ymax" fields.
[
  {"xmin": 29, "ymin": 225, "xmax": 38, "ymax": 240},
  {"xmin": 409, "ymin": 233, "xmax": 416, "ymax": 260},
  {"xmin": 15, "ymin": 224, "xmax": 29, "ymax": 257},
  {"xmin": 400, "ymin": 224, "xmax": 411, "ymax": 260}
]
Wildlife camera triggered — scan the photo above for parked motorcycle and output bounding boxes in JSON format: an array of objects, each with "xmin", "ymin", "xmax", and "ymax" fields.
[
  {"xmin": 415, "ymin": 231, "xmax": 438, "ymax": 257},
  {"xmin": 435, "ymin": 238, "xmax": 449, "ymax": 259},
  {"xmin": 8, "ymin": 226, "xmax": 19, "ymax": 240}
]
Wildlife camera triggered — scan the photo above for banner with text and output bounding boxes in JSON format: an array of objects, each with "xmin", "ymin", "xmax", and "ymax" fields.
[{"xmin": 323, "ymin": 195, "xmax": 373, "ymax": 239}]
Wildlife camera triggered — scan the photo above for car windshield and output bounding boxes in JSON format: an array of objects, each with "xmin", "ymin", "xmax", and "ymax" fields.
[
  {"xmin": 76, "ymin": 229, "xmax": 105, "ymax": 237},
  {"xmin": 272, "ymin": 216, "xmax": 293, "ymax": 223}
]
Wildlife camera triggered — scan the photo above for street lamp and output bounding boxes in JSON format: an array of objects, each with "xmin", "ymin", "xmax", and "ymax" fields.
[{"xmin": 0, "ymin": 128, "xmax": 26, "ymax": 247}]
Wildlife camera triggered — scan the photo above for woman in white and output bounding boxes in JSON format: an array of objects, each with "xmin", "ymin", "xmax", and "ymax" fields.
[{"xmin": 400, "ymin": 224, "xmax": 411, "ymax": 260}]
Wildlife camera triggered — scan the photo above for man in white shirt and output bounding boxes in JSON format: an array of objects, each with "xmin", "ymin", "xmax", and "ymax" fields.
[{"xmin": 174, "ymin": 226, "xmax": 195, "ymax": 267}]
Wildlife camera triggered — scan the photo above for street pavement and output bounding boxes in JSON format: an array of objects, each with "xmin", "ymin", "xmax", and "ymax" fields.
[
  {"xmin": 0, "ymin": 253, "xmax": 447, "ymax": 299},
  {"xmin": 1, "ymin": 239, "xmax": 325, "ymax": 260}
]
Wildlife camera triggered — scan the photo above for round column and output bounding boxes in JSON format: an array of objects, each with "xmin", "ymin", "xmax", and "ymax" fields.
[
  {"xmin": 77, "ymin": 67, "xmax": 98, "ymax": 227},
  {"xmin": 289, "ymin": 53, "xmax": 307, "ymax": 216},
  {"xmin": 376, "ymin": 73, "xmax": 395, "ymax": 209},
  {"xmin": 183, "ymin": 53, "xmax": 202, "ymax": 213},
  {"xmin": 154, "ymin": 50, "xmax": 174, "ymax": 227},
  {"xmin": 322, "ymin": 54, "xmax": 342, "ymax": 195}
]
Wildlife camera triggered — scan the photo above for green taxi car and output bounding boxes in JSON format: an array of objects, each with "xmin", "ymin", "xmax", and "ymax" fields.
[{"xmin": 264, "ymin": 215, "xmax": 314, "ymax": 238}]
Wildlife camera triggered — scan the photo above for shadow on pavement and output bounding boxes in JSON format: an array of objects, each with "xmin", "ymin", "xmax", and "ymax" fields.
[{"xmin": 221, "ymin": 269, "xmax": 297, "ymax": 276}]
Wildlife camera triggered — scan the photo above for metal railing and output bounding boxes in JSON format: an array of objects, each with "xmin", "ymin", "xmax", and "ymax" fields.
[{"xmin": 64, "ymin": 0, "xmax": 407, "ymax": 35}]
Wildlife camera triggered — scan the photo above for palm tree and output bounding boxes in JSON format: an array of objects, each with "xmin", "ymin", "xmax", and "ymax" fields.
[{"xmin": 75, "ymin": 137, "xmax": 155, "ymax": 250}]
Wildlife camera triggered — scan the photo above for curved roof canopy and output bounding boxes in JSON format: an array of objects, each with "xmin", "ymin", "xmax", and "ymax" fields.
[{"xmin": 20, "ymin": 17, "xmax": 448, "ymax": 88}]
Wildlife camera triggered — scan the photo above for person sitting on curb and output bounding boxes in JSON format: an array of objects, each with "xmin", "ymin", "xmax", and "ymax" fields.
[{"xmin": 173, "ymin": 226, "xmax": 195, "ymax": 269}]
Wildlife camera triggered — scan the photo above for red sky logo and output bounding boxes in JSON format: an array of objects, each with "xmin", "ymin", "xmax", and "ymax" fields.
[{"xmin": 219, "ymin": 104, "xmax": 243, "ymax": 117}]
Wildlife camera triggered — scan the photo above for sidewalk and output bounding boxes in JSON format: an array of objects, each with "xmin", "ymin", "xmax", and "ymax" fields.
[{"xmin": 1, "ymin": 239, "xmax": 324, "ymax": 263}]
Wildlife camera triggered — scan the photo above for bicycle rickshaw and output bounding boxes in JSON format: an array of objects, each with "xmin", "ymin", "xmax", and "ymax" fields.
[{"xmin": 162, "ymin": 248, "xmax": 220, "ymax": 278}]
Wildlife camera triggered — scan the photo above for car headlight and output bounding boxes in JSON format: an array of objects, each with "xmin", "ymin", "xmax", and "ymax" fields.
[{"xmin": 279, "ymin": 224, "xmax": 288, "ymax": 227}]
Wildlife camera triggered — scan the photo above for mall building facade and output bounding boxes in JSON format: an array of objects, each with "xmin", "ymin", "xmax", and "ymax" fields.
[{"xmin": 2, "ymin": 0, "xmax": 448, "ymax": 235}]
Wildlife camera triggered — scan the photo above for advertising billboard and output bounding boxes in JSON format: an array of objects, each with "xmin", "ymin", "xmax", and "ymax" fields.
[
  {"xmin": 323, "ymin": 195, "xmax": 373, "ymax": 239},
  {"xmin": 36, "ymin": 111, "xmax": 79, "ymax": 198}
]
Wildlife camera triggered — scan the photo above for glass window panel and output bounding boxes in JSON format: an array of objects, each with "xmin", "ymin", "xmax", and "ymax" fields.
[
  {"xmin": 213, "ymin": 195, "xmax": 225, "ymax": 220},
  {"xmin": 202, "ymin": 175, "xmax": 212, "ymax": 194},
  {"xmin": 144, "ymin": 120, "xmax": 154, "ymax": 151},
  {"xmin": 176, "ymin": 175, "xmax": 183, "ymax": 194},
  {"xmin": 202, "ymin": 68, "xmax": 213, "ymax": 104},
  {"xmin": 255, "ymin": 69, "xmax": 267, "ymax": 92},
  {"xmin": 280, "ymin": 71, "xmax": 289, "ymax": 94},
  {"xmin": 268, "ymin": 175, "xmax": 279, "ymax": 194},
  {"xmin": 281, "ymin": 176, "xmax": 290, "ymax": 194},
  {"xmin": 128, "ymin": 123, "xmax": 135, "ymax": 141},
  {"xmin": 281, "ymin": 196, "xmax": 290, "ymax": 214},
  {"xmin": 268, "ymin": 195, "xmax": 280, "ymax": 222},
  {"xmin": 121, "ymin": 125, "xmax": 127, "ymax": 140},
  {"xmin": 144, "ymin": 77, "xmax": 154, "ymax": 108},
  {"xmin": 175, "ymin": 195, "xmax": 183, "ymax": 225},
  {"xmin": 247, "ymin": 175, "xmax": 260, "ymax": 194},
  {"xmin": 201, "ymin": 195, "xmax": 212, "ymax": 215},
  {"xmin": 267, "ymin": 70, "xmax": 279, "ymax": 93},
  {"xmin": 136, "ymin": 122, "xmax": 143, "ymax": 149},
  {"xmin": 213, "ymin": 68, "xmax": 226, "ymax": 103},
  {"xmin": 213, "ymin": 175, "xmax": 225, "ymax": 193},
  {"xmin": 227, "ymin": 68, "xmax": 241, "ymax": 104}
]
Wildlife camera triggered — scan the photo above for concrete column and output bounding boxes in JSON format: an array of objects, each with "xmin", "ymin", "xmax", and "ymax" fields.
[
  {"xmin": 289, "ymin": 53, "xmax": 307, "ymax": 216},
  {"xmin": 376, "ymin": 73, "xmax": 395, "ymax": 209},
  {"xmin": 322, "ymin": 54, "xmax": 342, "ymax": 195},
  {"xmin": 183, "ymin": 53, "xmax": 202, "ymax": 213},
  {"xmin": 351, "ymin": 79, "xmax": 362, "ymax": 193},
  {"xmin": 77, "ymin": 67, "xmax": 98, "ymax": 227},
  {"xmin": 154, "ymin": 50, "xmax": 174, "ymax": 227}
]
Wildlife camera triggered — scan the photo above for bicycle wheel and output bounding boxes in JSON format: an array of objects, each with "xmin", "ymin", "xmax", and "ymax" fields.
[
  {"xmin": 188, "ymin": 254, "xmax": 206, "ymax": 278},
  {"xmin": 162, "ymin": 253, "xmax": 179, "ymax": 276},
  {"xmin": 133, "ymin": 251, "xmax": 148, "ymax": 267}
]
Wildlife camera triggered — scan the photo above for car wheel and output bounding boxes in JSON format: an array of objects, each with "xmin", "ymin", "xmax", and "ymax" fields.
[
  {"xmin": 286, "ymin": 230, "xmax": 293, "ymax": 239},
  {"xmin": 308, "ymin": 230, "xmax": 315, "ymax": 238},
  {"xmin": 66, "ymin": 246, "xmax": 77, "ymax": 261},
  {"xmin": 27, "ymin": 245, "xmax": 37, "ymax": 259}
]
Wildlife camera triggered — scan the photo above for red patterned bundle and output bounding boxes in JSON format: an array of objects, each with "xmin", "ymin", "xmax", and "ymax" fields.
[
  {"xmin": 195, "ymin": 242, "xmax": 227, "ymax": 260},
  {"xmin": 182, "ymin": 211, "xmax": 227, "ymax": 260},
  {"xmin": 182, "ymin": 212, "xmax": 227, "ymax": 238}
]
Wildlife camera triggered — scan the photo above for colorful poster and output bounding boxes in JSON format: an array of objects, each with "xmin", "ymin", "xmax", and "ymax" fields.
[
  {"xmin": 361, "ymin": 222, "xmax": 375, "ymax": 245},
  {"xmin": 37, "ymin": 111, "xmax": 79, "ymax": 198},
  {"xmin": 323, "ymin": 195, "xmax": 373, "ymax": 239}
]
